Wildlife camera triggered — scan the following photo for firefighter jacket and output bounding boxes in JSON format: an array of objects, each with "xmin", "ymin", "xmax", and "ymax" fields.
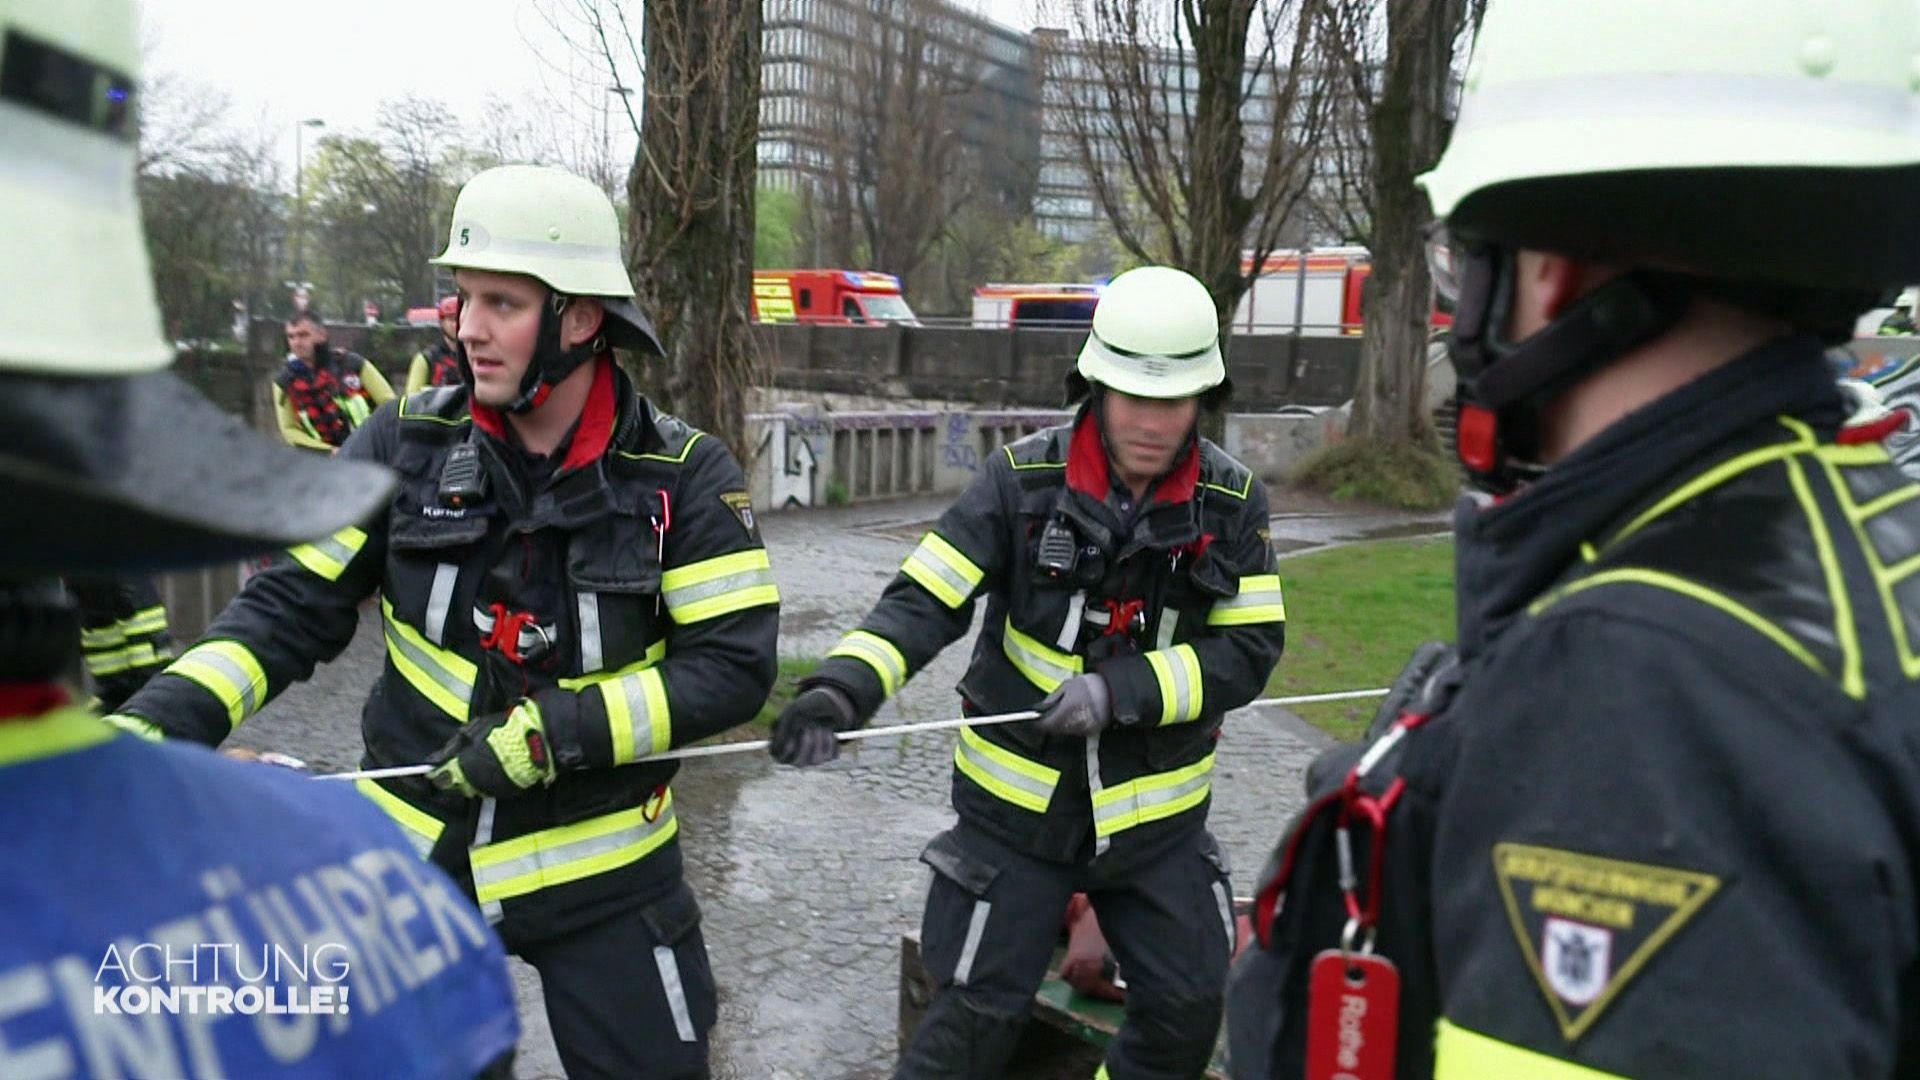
[
  {"xmin": 811, "ymin": 409, "xmax": 1286, "ymax": 869},
  {"xmin": 405, "ymin": 339, "xmax": 463, "ymax": 397},
  {"xmin": 119, "ymin": 358, "xmax": 780, "ymax": 940},
  {"xmin": 71, "ymin": 576, "xmax": 174, "ymax": 711},
  {"xmin": 273, "ymin": 346, "xmax": 394, "ymax": 451},
  {"xmin": 1231, "ymin": 337, "xmax": 1920, "ymax": 1078}
]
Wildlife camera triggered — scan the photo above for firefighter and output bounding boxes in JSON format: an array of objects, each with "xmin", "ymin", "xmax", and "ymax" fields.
[
  {"xmin": 1229, "ymin": 1, "xmax": 1920, "ymax": 1076},
  {"xmin": 70, "ymin": 576, "xmax": 175, "ymax": 711},
  {"xmin": 274, "ymin": 308, "xmax": 395, "ymax": 451},
  {"xmin": 406, "ymin": 293, "xmax": 465, "ymax": 396},
  {"xmin": 0, "ymin": 1, "xmax": 520, "ymax": 1074},
  {"xmin": 772, "ymin": 266, "xmax": 1287, "ymax": 1079},
  {"xmin": 112, "ymin": 162, "xmax": 779, "ymax": 1079}
]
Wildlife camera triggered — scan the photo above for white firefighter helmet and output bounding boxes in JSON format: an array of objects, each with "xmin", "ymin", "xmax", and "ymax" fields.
[
  {"xmin": 1419, "ymin": 0, "xmax": 1920, "ymax": 290},
  {"xmin": 0, "ymin": 0, "xmax": 397, "ymax": 574},
  {"xmin": 432, "ymin": 165, "xmax": 662, "ymax": 353},
  {"xmin": 1075, "ymin": 266, "xmax": 1226, "ymax": 399}
]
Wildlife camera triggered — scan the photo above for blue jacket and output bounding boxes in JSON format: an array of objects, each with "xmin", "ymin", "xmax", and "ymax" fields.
[{"xmin": 0, "ymin": 708, "xmax": 519, "ymax": 1079}]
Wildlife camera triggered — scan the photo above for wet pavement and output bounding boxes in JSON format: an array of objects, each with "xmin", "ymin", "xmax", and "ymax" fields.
[{"xmin": 222, "ymin": 489, "xmax": 1448, "ymax": 1078}]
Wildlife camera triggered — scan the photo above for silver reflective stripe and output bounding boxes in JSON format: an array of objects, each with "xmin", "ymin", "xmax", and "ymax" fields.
[
  {"xmin": 578, "ymin": 592, "xmax": 604, "ymax": 673},
  {"xmin": 1156, "ymin": 612, "xmax": 1177, "ymax": 650},
  {"xmin": 1094, "ymin": 769, "xmax": 1212, "ymax": 831},
  {"xmin": 1086, "ymin": 733, "xmax": 1110, "ymax": 858},
  {"xmin": 387, "ymin": 615, "xmax": 473, "ymax": 703},
  {"xmin": 1458, "ymin": 71, "xmax": 1920, "ymax": 138},
  {"xmin": 425, "ymin": 563, "xmax": 458, "ymax": 646},
  {"xmin": 1215, "ymin": 586, "xmax": 1285, "ymax": 615},
  {"xmin": 470, "ymin": 806, "xmax": 679, "ymax": 900},
  {"xmin": 654, "ymin": 946, "xmax": 698, "ymax": 1042},
  {"xmin": 1004, "ymin": 630, "xmax": 1079, "ymax": 689},
  {"xmin": 192, "ymin": 648, "xmax": 262, "ymax": 716},
  {"xmin": 307, "ymin": 532, "xmax": 360, "ymax": 570},
  {"xmin": 956, "ymin": 733, "xmax": 1058, "ymax": 807},
  {"xmin": 475, "ymin": 798, "xmax": 501, "ymax": 924},
  {"xmin": 1212, "ymin": 881, "xmax": 1235, "ymax": 957},
  {"xmin": 612, "ymin": 670, "xmax": 665, "ymax": 756},
  {"xmin": 1058, "ymin": 590, "xmax": 1085, "ymax": 652},
  {"xmin": 906, "ymin": 546, "xmax": 975, "ymax": 601},
  {"xmin": 665, "ymin": 566, "xmax": 776, "ymax": 608},
  {"xmin": 1163, "ymin": 649, "xmax": 1197, "ymax": 720},
  {"xmin": 953, "ymin": 900, "xmax": 992, "ymax": 987}
]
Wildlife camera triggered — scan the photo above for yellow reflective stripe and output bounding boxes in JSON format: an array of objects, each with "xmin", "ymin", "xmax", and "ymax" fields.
[
  {"xmin": 80, "ymin": 624, "xmax": 125, "ymax": 649},
  {"xmin": 470, "ymin": 795, "xmax": 680, "ymax": 904},
  {"xmin": 353, "ymin": 780, "xmax": 446, "ymax": 858},
  {"xmin": 1434, "ymin": 1020, "xmax": 1626, "ymax": 1080},
  {"xmin": 86, "ymin": 641, "xmax": 173, "ymax": 677},
  {"xmin": 1602, "ymin": 432, "xmax": 1813, "ymax": 551},
  {"xmin": 1783, "ymin": 451, "xmax": 1866, "ymax": 700},
  {"xmin": 1534, "ymin": 568, "xmax": 1826, "ymax": 681},
  {"xmin": 380, "ymin": 597, "xmax": 475, "ymax": 721},
  {"xmin": 1002, "ymin": 619, "xmax": 1083, "ymax": 692},
  {"xmin": 660, "ymin": 549, "xmax": 780, "ymax": 623},
  {"xmin": 1202, "ymin": 472, "xmax": 1253, "ymax": 500},
  {"xmin": 1207, "ymin": 573, "xmax": 1287, "ymax": 626},
  {"xmin": 102, "ymin": 713, "xmax": 165, "ymax": 741},
  {"xmin": 122, "ymin": 605, "xmax": 169, "ymax": 636},
  {"xmin": 167, "ymin": 640, "xmax": 268, "ymax": 729},
  {"xmin": 953, "ymin": 725, "xmax": 1060, "ymax": 813},
  {"xmin": 1855, "ymin": 482, "xmax": 1920, "ymax": 521},
  {"xmin": 1145, "ymin": 644, "xmax": 1204, "ymax": 724},
  {"xmin": 557, "ymin": 640, "xmax": 668, "ymax": 691},
  {"xmin": 0, "ymin": 708, "xmax": 116, "ymax": 765},
  {"xmin": 595, "ymin": 665, "xmax": 671, "ymax": 763},
  {"xmin": 1004, "ymin": 445, "xmax": 1064, "ymax": 471},
  {"xmin": 1092, "ymin": 752, "xmax": 1214, "ymax": 837},
  {"xmin": 287, "ymin": 526, "xmax": 369, "ymax": 582},
  {"xmin": 900, "ymin": 532, "xmax": 986, "ymax": 609},
  {"xmin": 828, "ymin": 630, "xmax": 908, "ymax": 696},
  {"xmin": 622, "ymin": 431, "xmax": 706, "ymax": 464}
]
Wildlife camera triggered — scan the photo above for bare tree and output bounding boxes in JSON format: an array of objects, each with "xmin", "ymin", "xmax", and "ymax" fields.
[
  {"xmin": 137, "ymin": 73, "xmax": 286, "ymax": 341},
  {"xmin": 815, "ymin": 0, "xmax": 990, "ymax": 281},
  {"xmin": 306, "ymin": 97, "xmax": 463, "ymax": 310},
  {"xmin": 1043, "ymin": 0, "xmax": 1333, "ymax": 341},
  {"xmin": 1320, "ymin": 0, "xmax": 1482, "ymax": 445},
  {"xmin": 542, "ymin": 0, "xmax": 763, "ymax": 461}
]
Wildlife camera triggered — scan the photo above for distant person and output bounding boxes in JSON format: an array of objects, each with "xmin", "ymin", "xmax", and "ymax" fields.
[
  {"xmin": 274, "ymin": 309, "xmax": 394, "ymax": 451},
  {"xmin": 70, "ymin": 576, "xmax": 174, "ymax": 712},
  {"xmin": 406, "ymin": 293, "xmax": 465, "ymax": 395}
]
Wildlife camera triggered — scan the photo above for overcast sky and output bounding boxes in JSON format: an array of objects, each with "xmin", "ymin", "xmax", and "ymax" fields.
[{"xmin": 145, "ymin": 0, "xmax": 1047, "ymax": 178}]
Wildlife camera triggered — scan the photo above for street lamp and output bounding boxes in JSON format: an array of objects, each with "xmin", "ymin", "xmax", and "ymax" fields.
[{"xmin": 291, "ymin": 117, "xmax": 325, "ymax": 284}]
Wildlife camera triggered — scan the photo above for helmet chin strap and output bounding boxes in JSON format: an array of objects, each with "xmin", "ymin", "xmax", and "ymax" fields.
[
  {"xmin": 453, "ymin": 292, "xmax": 608, "ymax": 416},
  {"xmin": 1449, "ymin": 244, "xmax": 1694, "ymax": 495}
]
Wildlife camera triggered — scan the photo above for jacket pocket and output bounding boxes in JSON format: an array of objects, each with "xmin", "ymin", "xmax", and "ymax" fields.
[{"xmin": 566, "ymin": 511, "xmax": 662, "ymax": 595}]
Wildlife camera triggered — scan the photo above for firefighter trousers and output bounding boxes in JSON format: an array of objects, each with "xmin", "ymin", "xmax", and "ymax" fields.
[
  {"xmin": 897, "ymin": 820, "xmax": 1236, "ymax": 1079},
  {"xmin": 504, "ymin": 881, "xmax": 719, "ymax": 1080}
]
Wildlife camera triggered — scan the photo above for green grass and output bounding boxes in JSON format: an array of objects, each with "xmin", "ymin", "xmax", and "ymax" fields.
[
  {"xmin": 1291, "ymin": 436, "xmax": 1459, "ymax": 510},
  {"xmin": 1264, "ymin": 536, "xmax": 1455, "ymax": 741}
]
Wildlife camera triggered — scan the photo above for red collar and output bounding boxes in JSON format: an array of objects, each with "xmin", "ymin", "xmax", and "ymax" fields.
[
  {"xmin": 1064, "ymin": 411, "xmax": 1200, "ymax": 507},
  {"xmin": 0, "ymin": 682, "xmax": 70, "ymax": 720},
  {"xmin": 469, "ymin": 356, "xmax": 618, "ymax": 473}
]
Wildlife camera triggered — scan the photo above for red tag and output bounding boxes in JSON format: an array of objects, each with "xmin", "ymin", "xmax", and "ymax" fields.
[{"xmin": 1305, "ymin": 949, "xmax": 1400, "ymax": 1080}]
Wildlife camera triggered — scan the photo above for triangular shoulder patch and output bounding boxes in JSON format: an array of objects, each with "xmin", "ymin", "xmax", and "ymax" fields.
[{"xmin": 1492, "ymin": 842, "xmax": 1721, "ymax": 1043}]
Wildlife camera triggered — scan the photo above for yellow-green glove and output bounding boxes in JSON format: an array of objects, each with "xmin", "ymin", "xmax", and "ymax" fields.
[
  {"xmin": 427, "ymin": 701, "xmax": 558, "ymax": 798},
  {"xmin": 102, "ymin": 712, "xmax": 165, "ymax": 741}
]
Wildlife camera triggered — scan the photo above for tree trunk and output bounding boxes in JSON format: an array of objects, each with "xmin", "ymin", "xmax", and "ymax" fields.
[
  {"xmin": 1347, "ymin": 0, "xmax": 1464, "ymax": 445},
  {"xmin": 627, "ymin": 0, "xmax": 763, "ymax": 464}
]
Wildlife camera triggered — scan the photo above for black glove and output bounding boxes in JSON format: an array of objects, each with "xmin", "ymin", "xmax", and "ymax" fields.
[
  {"xmin": 1035, "ymin": 673, "xmax": 1112, "ymax": 737},
  {"xmin": 770, "ymin": 685, "xmax": 857, "ymax": 767},
  {"xmin": 1364, "ymin": 640, "xmax": 1461, "ymax": 741}
]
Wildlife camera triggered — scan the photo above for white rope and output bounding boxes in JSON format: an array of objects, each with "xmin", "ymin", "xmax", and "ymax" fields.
[{"xmin": 311, "ymin": 687, "xmax": 1391, "ymax": 782}]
